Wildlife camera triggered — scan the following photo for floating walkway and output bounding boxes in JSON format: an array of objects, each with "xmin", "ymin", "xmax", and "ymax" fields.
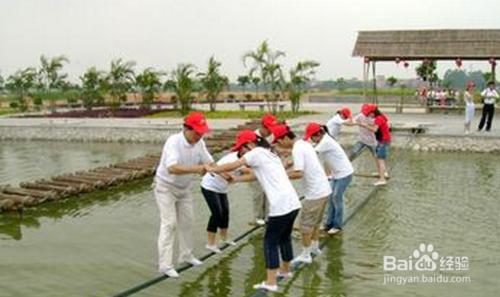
[{"xmin": 0, "ymin": 120, "xmax": 261, "ymax": 213}]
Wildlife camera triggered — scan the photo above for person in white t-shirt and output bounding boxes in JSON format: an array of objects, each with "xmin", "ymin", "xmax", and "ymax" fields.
[
  {"xmin": 350, "ymin": 104, "xmax": 379, "ymax": 174},
  {"xmin": 271, "ymin": 124, "xmax": 332, "ymax": 265},
  {"xmin": 326, "ymin": 107, "xmax": 353, "ymax": 139},
  {"xmin": 304, "ymin": 122, "xmax": 354, "ymax": 235},
  {"xmin": 251, "ymin": 113, "xmax": 278, "ymax": 225},
  {"xmin": 478, "ymin": 81, "xmax": 499, "ymax": 132},
  {"xmin": 206, "ymin": 130, "xmax": 301, "ymax": 292},
  {"xmin": 154, "ymin": 112, "xmax": 214, "ymax": 278},
  {"xmin": 200, "ymin": 151, "xmax": 241, "ymax": 254},
  {"xmin": 464, "ymin": 82, "xmax": 475, "ymax": 134}
]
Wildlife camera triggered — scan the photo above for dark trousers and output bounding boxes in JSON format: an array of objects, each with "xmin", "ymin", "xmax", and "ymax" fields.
[
  {"xmin": 201, "ymin": 187, "xmax": 229, "ymax": 233},
  {"xmin": 263, "ymin": 209, "xmax": 299, "ymax": 269},
  {"xmin": 478, "ymin": 104, "xmax": 495, "ymax": 131}
]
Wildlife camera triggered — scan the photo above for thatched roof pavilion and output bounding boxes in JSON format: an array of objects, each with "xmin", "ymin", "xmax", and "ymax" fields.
[
  {"xmin": 353, "ymin": 29, "xmax": 500, "ymax": 61},
  {"xmin": 352, "ymin": 29, "xmax": 500, "ymax": 103}
]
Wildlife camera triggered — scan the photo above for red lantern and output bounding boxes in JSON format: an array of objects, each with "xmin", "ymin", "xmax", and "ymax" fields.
[
  {"xmin": 395, "ymin": 57, "xmax": 401, "ymax": 65},
  {"xmin": 455, "ymin": 58, "xmax": 462, "ymax": 68},
  {"xmin": 403, "ymin": 61, "xmax": 409, "ymax": 68},
  {"xmin": 364, "ymin": 57, "xmax": 370, "ymax": 64}
]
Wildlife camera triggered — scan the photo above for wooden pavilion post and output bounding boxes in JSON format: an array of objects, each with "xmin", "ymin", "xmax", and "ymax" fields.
[
  {"xmin": 492, "ymin": 62, "xmax": 496, "ymax": 83},
  {"xmin": 372, "ymin": 60, "xmax": 378, "ymax": 104},
  {"xmin": 362, "ymin": 59, "xmax": 367, "ymax": 102}
]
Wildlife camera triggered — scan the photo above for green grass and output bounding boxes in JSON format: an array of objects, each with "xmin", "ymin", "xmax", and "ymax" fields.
[
  {"xmin": 338, "ymin": 88, "xmax": 415, "ymax": 96},
  {"xmin": 145, "ymin": 109, "xmax": 316, "ymax": 120},
  {"xmin": 0, "ymin": 108, "xmax": 17, "ymax": 116}
]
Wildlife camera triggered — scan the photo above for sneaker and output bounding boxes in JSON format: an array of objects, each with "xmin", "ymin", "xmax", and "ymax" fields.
[
  {"xmin": 373, "ymin": 180, "xmax": 387, "ymax": 186},
  {"xmin": 292, "ymin": 251, "xmax": 312, "ymax": 264},
  {"xmin": 253, "ymin": 281, "xmax": 278, "ymax": 292},
  {"xmin": 384, "ymin": 172, "xmax": 390, "ymax": 179},
  {"xmin": 186, "ymin": 256, "xmax": 203, "ymax": 266},
  {"xmin": 311, "ymin": 246, "xmax": 322, "ymax": 255},
  {"xmin": 255, "ymin": 218, "xmax": 266, "ymax": 226},
  {"xmin": 277, "ymin": 271, "xmax": 293, "ymax": 279},
  {"xmin": 327, "ymin": 228, "xmax": 342, "ymax": 235},
  {"xmin": 223, "ymin": 239, "xmax": 237, "ymax": 246},
  {"xmin": 160, "ymin": 268, "xmax": 179, "ymax": 278},
  {"xmin": 205, "ymin": 244, "xmax": 222, "ymax": 254}
]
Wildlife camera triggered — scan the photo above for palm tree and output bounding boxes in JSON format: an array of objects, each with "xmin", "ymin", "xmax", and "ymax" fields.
[
  {"xmin": 80, "ymin": 67, "xmax": 107, "ymax": 110},
  {"xmin": 5, "ymin": 67, "xmax": 38, "ymax": 111},
  {"xmin": 135, "ymin": 67, "xmax": 164, "ymax": 109},
  {"xmin": 167, "ymin": 64, "xmax": 197, "ymax": 115},
  {"xmin": 285, "ymin": 60, "xmax": 320, "ymax": 113},
  {"xmin": 107, "ymin": 58, "xmax": 136, "ymax": 108},
  {"xmin": 198, "ymin": 56, "xmax": 229, "ymax": 112},
  {"xmin": 243, "ymin": 40, "xmax": 285, "ymax": 113},
  {"xmin": 251, "ymin": 76, "xmax": 261, "ymax": 100},
  {"xmin": 38, "ymin": 55, "xmax": 69, "ymax": 112},
  {"xmin": 237, "ymin": 75, "xmax": 250, "ymax": 98}
]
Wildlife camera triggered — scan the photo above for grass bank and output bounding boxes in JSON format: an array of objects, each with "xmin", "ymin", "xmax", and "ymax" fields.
[{"xmin": 145, "ymin": 109, "xmax": 317, "ymax": 120}]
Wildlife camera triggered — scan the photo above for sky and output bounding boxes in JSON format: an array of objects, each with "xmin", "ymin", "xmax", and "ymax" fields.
[{"xmin": 1, "ymin": 0, "xmax": 499, "ymax": 83}]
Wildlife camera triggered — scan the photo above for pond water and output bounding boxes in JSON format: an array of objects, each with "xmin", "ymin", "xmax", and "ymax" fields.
[{"xmin": 0, "ymin": 141, "xmax": 499, "ymax": 297}]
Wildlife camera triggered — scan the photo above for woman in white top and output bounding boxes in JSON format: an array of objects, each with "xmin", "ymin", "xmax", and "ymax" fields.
[
  {"xmin": 326, "ymin": 107, "xmax": 353, "ymax": 139},
  {"xmin": 207, "ymin": 130, "xmax": 301, "ymax": 292},
  {"xmin": 200, "ymin": 152, "xmax": 241, "ymax": 253},
  {"xmin": 271, "ymin": 124, "xmax": 332, "ymax": 265},
  {"xmin": 464, "ymin": 82, "xmax": 475, "ymax": 134},
  {"xmin": 304, "ymin": 122, "xmax": 354, "ymax": 235}
]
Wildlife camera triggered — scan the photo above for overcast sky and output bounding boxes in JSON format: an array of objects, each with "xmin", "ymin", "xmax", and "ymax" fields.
[{"xmin": 1, "ymin": 0, "xmax": 499, "ymax": 82}]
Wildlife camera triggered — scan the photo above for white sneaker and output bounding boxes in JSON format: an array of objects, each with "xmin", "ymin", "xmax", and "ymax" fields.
[
  {"xmin": 311, "ymin": 246, "xmax": 322, "ymax": 255},
  {"xmin": 223, "ymin": 239, "xmax": 237, "ymax": 246},
  {"xmin": 186, "ymin": 256, "xmax": 203, "ymax": 266},
  {"xmin": 253, "ymin": 281, "xmax": 278, "ymax": 292},
  {"xmin": 160, "ymin": 268, "xmax": 179, "ymax": 278},
  {"xmin": 327, "ymin": 228, "xmax": 342, "ymax": 235},
  {"xmin": 373, "ymin": 180, "xmax": 387, "ymax": 186},
  {"xmin": 255, "ymin": 218, "xmax": 266, "ymax": 226},
  {"xmin": 276, "ymin": 271, "xmax": 293, "ymax": 279},
  {"xmin": 384, "ymin": 172, "xmax": 390, "ymax": 179},
  {"xmin": 205, "ymin": 244, "xmax": 222, "ymax": 254},
  {"xmin": 292, "ymin": 251, "xmax": 312, "ymax": 264}
]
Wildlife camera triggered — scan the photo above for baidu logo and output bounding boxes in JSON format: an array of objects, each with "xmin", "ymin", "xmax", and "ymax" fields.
[{"xmin": 384, "ymin": 243, "xmax": 440, "ymax": 271}]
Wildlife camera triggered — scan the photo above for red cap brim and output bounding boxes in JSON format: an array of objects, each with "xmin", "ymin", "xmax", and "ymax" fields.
[{"xmin": 192, "ymin": 124, "xmax": 210, "ymax": 135}]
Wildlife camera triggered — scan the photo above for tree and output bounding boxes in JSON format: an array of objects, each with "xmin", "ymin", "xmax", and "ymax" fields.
[
  {"xmin": 386, "ymin": 76, "xmax": 398, "ymax": 88},
  {"xmin": 244, "ymin": 40, "xmax": 285, "ymax": 113},
  {"xmin": 335, "ymin": 77, "xmax": 346, "ymax": 91},
  {"xmin": 5, "ymin": 68, "xmax": 38, "ymax": 111},
  {"xmin": 167, "ymin": 64, "xmax": 197, "ymax": 115},
  {"xmin": 80, "ymin": 67, "xmax": 107, "ymax": 110},
  {"xmin": 135, "ymin": 68, "xmax": 164, "ymax": 109},
  {"xmin": 107, "ymin": 58, "xmax": 136, "ymax": 108},
  {"xmin": 198, "ymin": 56, "xmax": 228, "ymax": 112},
  {"xmin": 251, "ymin": 76, "xmax": 261, "ymax": 99},
  {"xmin": 416, "ymin": 60, "xmax": 438, "ymax": 88},
  {"xmin": 237, "ymin": 75, "xmax": 250, "ymax": 95},
  {"xmin": 285, "ymin": 60, "xmax": 320, "ymax": 113},
  {"xmin": 0, "ymin": 72, "xmax": 4, "ymax": 92},
  {"xmin": 37, "ymin": 55, "xmax": 69, "ymax": 112}
]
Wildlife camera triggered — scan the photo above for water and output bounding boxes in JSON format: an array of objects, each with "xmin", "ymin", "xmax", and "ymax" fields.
[{"xmin": 0, "ymin": 141, "xmax": 499, "ymax": 297}]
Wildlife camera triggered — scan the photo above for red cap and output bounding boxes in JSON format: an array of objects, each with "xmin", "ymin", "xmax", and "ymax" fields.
[
  {"xmin": 340, "ymin": 107, "xmax": 352, "ymax": 119},
  {"xmin": 184, "ymin": 112, "xmax": 210, "ymax": 135},
  {"xmin": 231, "ymin": 130, "xmax": 258, "ymax": 151},
  {"xmin": 261, "ymin": 114, "xmax": 278, "ymax": 130},
  {"xmin": 271, "ymin": 124, "xmax": 290, "ymax": 144},
  {"xmin": 303, "ymin": 122, "xmax": 322, "ymax": 141},
  {"xmin": 361, "ymin": 104, "xmax": 377, "ymax": 116}
]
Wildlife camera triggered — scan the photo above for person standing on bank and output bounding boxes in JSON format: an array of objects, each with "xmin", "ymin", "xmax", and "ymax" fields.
[
  {"xmin": 478, "ymin": 81, "xmax": 499, "ymax": 132},
  {"xmin": 206, "ymin": 130, "xmax": 301, "ymax": 292},
  {"xmin": 251, "ymin": 113, "xmax": 278, "ymax": 225},
  {"xmin": 271, "ymin": 124, "xmax": 332, "ymax": 264},
  {"xmin": 464, "ymin": 82, "xmax": 476, "ymax": 135},
  {"xmin": 304, "ymin": 123, "xmax": 354, "ymax": 235},
  {"xmin": 200, "ymin": 150, "xmax": 241, "ymax": 254},
  {"xmin": 326, "ymin": 107, "xmax": 353, "ymax": 139},
  {"xmin": 154, "ymin": 112, "xmax": 214, "ymax": 278}
]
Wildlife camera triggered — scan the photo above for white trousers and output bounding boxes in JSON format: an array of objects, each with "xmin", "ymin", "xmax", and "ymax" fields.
[{"xmin": 154, "ymin": 180, "xmax": 195, "ymax": 271}]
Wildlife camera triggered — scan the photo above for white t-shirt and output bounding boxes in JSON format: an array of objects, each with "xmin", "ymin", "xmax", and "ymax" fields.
[
  {"xmin": 326, "ymin": 114, "xmax": 346, "ymax": 139},
  {"xmin": 481, "ymin": 88, "xmax": 499, "ymax": 105},
  {"xmin": 243, "ymin": 147, "xmax": 301, "ymax": 217},
  {"xmin": 201, "ymin": 152, "xmax": 240, "ymax": 193},
  {"xmin": 292, "ymin": 140, "xmax": 332, "ymax": 200},
  {"xmin": 155, "ymin": 132, "xmax": 214, "ymax": 189},
  {"xmin": 314, "ymin": 135, "xmax": 354, "ymax": 179},
  {"xmin": 354, "ymin": 113, "xmax": 377, "ymax": 146}
]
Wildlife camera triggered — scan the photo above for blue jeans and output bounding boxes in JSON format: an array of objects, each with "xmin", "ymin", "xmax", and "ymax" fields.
[
  {"xmin": 325, "ymin": 174, "xmax": 352, "ymax": 230},
  {"xmin": 264, "ymin": 209, "xmax": 299, "ymax": 269}
]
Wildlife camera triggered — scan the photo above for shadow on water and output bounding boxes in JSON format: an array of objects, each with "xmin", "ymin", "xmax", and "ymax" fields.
[{"xmin": 0, "ymin": 178, "xmax": 153, "ymax": 241}]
